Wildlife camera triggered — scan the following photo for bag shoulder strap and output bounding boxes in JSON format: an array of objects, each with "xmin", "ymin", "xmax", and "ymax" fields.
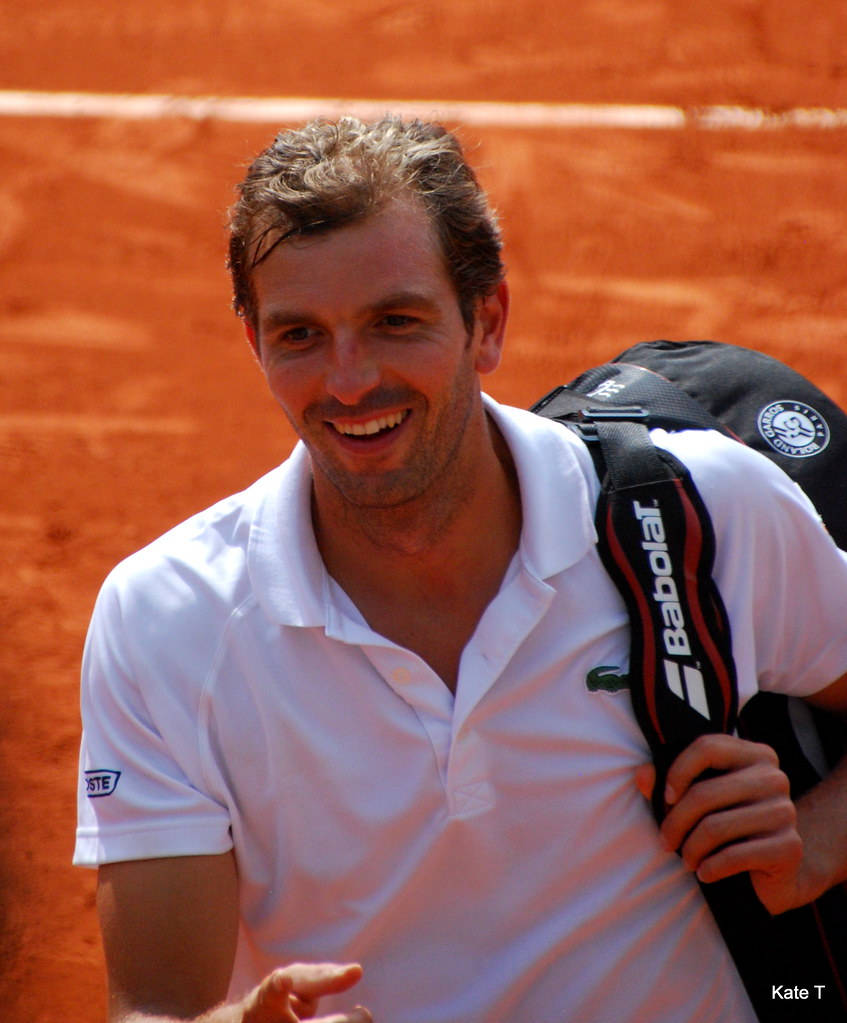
[{"xmin": 589, "ymin": 418, "xmax": 737, "ymax": 817}]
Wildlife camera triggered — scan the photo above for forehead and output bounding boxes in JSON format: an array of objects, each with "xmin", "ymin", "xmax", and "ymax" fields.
[{"xmin": 251, "ymin": 198, "xmax": 452, "ymax": 321}]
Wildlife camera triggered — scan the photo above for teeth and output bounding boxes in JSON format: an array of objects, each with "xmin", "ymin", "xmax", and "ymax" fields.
[{"xmin": 334, "ymin": 410, "xmax": 408, "ymax": 437}]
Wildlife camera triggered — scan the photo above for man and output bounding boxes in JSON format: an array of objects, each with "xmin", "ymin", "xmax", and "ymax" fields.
[{"xmin": 75, "ymin": 116, "xmax": 847, "ymax": 1022}]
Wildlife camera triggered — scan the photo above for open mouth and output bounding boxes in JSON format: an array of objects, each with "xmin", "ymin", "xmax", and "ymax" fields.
[{"xmin": 331, "ymin": 409, "xmax": 410, "ymax": 439}]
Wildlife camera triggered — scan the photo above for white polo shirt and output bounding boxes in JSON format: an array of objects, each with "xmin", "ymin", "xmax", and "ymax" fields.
[{"xmin": 75, "ymin": 396, "xmax": 847, "ymax": 1022}]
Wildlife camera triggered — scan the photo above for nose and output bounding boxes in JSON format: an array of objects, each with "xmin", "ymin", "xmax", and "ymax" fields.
[{"xmin": 325, "ymin": 330, "xmax": 381, "ymax": 406}]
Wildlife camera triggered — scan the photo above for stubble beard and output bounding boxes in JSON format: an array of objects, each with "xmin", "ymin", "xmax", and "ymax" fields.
[{"xmin": 309, "ymin": 370, "xmax": 483, "ymax": 552}]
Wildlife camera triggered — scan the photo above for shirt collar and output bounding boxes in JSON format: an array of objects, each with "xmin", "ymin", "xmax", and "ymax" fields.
[
  {"xmin": 248, "ymin": 443, "xmax": 328, "ymax": 627},
  {"xmin": 482, "ymin": 393, "xmax": 598, "ymax": 580},
  {"xmin": 248, "ymin": 395, "xmax": 599, "ymax": 626}
]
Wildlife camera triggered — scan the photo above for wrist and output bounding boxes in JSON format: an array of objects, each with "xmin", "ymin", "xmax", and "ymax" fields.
[{"xmin": 795, "ymin": 765, "xmax": 847, "ymax": 898}]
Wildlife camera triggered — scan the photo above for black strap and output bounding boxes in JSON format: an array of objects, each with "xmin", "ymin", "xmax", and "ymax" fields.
[
  {"xmin": 590, "ymin": 418, "xmax": 847, "ymax": 1021},
  {"xmin": 593, "ymin": 420, "xmax": 737, "ymax": 815}
]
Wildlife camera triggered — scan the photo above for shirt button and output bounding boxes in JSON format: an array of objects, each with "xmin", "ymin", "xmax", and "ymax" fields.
[{"xmin": 391, "ymin": 667, "xmax": 412, "ymax": 685}]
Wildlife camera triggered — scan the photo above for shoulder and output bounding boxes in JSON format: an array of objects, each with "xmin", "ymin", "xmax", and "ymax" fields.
[
  {"xmin": 634, "ymin": 428, "xmax": 847, "ymax": 699},
  {"xmin": 81, "ymin": 461, "xmax": 303, "ymax": 730},
  {"xmin": 94, "ymin": 462, "xmax": 292, "ymax": 643},
  {"xmin": 651, "ymin": 427, "xmax": 846, "ymax": 588},
  {"xmin": 483, "ymin": 393, "xmax": 599, "ymax": 482},
  {"xmin": 650, "ymin": 427, "xmax": 811, "ymax": 512}
]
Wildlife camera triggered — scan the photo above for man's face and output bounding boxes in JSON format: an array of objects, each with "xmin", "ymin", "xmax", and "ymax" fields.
[{"xmin": 248, "ymin": 197, "xmax": 506, "ymax": 511}]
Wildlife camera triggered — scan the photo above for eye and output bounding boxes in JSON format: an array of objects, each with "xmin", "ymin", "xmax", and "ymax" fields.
[
  {"xmin": 282, "ymin": 325, "xmax": 316, "ymax": 343},
  {"xmin": 378, "ymin": 313, "xmax": 417, "ymax": 329},
  {"xmin": 268, "ymin": 325, "xmax": 324, "ymax": 353},
  {"xmin": 262, "ymin": 324, "xmax": 323, "ymax": 359}
]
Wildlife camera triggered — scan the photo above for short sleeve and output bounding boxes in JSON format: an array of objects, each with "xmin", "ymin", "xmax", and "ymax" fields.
[{"xmin": 73, "ymin": 570, "xmax": 233, "ymax": 867}]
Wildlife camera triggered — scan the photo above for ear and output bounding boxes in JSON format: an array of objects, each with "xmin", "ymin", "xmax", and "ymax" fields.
[{"xmin": 473, "ymin": 281, "xmax": 509, "ymax": 376}]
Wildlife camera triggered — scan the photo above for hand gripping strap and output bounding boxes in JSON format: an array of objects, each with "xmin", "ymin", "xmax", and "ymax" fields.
[{"xmin": 592, "ymin": 421, "xmax": 737, "ymax": 819}]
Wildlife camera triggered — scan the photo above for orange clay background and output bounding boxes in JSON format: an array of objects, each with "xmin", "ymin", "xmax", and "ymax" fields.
[{"xmin": 3, "ymin": 2, "xmax": 847, "ymax": 1018}]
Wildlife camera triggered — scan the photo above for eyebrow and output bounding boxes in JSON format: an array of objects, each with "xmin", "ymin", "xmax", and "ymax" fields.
[
  {"xmin": 259, "ymin": 290, "xmax": 442, "ymax": 334},
  {"xmin": 370, "ymin": 290, "xmax": 442, "ymax": 315},
  {"xmin": 259, "ymin": 307, "xmax": 316, "ymax": 334}
]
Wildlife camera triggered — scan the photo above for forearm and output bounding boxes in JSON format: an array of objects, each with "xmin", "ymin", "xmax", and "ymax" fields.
[{"xmin": 795, "ymin": 754, "xmax": 847, "ymax": 897}]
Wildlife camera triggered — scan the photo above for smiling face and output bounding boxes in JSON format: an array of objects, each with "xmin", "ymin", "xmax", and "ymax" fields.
[{"xmin": 248, "ymin": 196, "xmax": 507, "ymax": 515}]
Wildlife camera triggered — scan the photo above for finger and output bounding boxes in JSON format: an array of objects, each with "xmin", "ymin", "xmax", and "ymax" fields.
[
  {"xmin": 661, "ymin": 760, "xmax": 791, "ymax": 852},
  {"xmin": 281, "ymin": 962, "xmax": 364, "ymax": 1000},
  {"xmin": 663, "ymin": 734, "xmax": 779, "ymax": 806},
  {"xmin": 696, "ymin": 825, "xmax": 803, "ymax": 887},
  {"xmin": 677, "ymin": 796, "xmax": 797, "ymax": 874},
  {"xmin": 243, "ymin": 966, "xmax": 367, "ymax": 1023}
]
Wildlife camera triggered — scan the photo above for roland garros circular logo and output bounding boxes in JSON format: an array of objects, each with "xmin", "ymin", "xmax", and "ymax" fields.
[{"xmin": 757, "ymin": 400, "xmax": 830, "ymax": 458}]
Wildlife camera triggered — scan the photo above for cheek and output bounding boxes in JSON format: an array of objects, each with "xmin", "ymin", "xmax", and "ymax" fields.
[
  {"xmin": 262, "ymin": 363, "xmax": 302, "ymax": 413},
  {"xmin": 263, "ymin": 363, "xmax": 333, "ymax": 438}
]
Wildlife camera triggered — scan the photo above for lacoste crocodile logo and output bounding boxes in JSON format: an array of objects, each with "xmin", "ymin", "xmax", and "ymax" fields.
[{"xmin": 586, "ymin": 666, "xmax": 630, "ymax": 693}]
